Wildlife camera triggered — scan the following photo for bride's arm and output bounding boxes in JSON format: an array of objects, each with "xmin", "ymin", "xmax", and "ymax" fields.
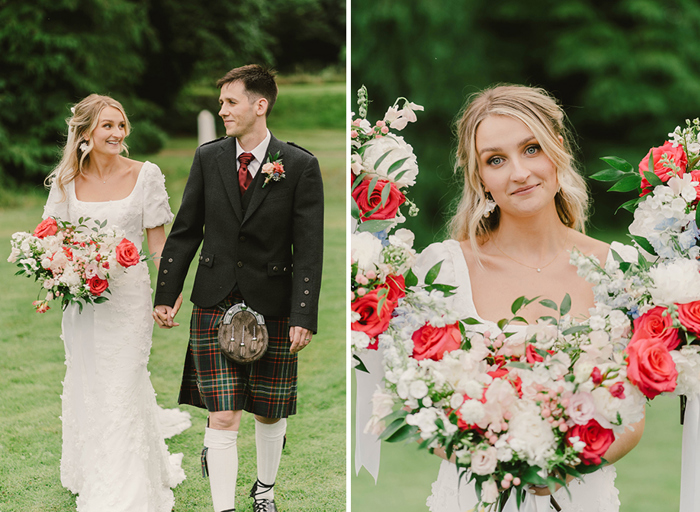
[{"xmin": 602, "ymin": 415, "xmax": 646, "ymax": 464}]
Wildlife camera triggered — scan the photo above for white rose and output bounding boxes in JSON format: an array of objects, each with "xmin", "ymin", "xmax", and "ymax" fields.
[
  {"xmin": 471, "ymin": 446, "xmax": 498, "ymax": 476},
  {"xmin": 361, "ymin": 134, "xmax": 419, "ymax": 188},
  {"xmin": 388, "ymin": 228, "xmax": 415, "ymax": 250},
  {"xmin": 649, "ymin": 259, "xmax": 700, "ymax": 305},
  {"xmin": 409, "ymin": 380, "xmax": 429, "ymax": 400},
  {"xmin": 351, "ymin": 232, "xmax": 383, "ymax": 273}
]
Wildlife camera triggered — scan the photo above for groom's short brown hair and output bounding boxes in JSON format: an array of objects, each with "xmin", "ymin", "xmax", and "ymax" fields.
[{"xmin": 217, "ymin": 64, "xmax": 278, "ymax": 117}]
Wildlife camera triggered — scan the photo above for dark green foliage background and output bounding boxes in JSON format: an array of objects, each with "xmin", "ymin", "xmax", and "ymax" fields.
[
  {"xmin": 351, "ymin": 0, "xmax": 700, "ymax": 250},
  {"xmin": 0, "ymin": 0, "xmax": 345, "ymax": 186}
]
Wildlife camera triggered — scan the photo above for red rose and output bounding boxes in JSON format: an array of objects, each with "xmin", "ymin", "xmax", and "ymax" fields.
[
  {"xmin": 639, "ymin": 141, "xmax": 687, "ymax": 195},
  {"xmin": 352, "ymin": 179, "xmax": 406, "ymax": 220},
  {"xmin": 385, "ymin": 274, "xmax": 406, "ymax": 302},
  {"xmin": 609, "ymin": 382, "xmax": 625, "ymax": 399},
  {"xmin": 34, "ymin": 217, "xmax": 58, "ymax": 239},
  {"xmin": 677, "ymin": 301, "xmax": 700, "ymax": 335},
  {"xmin": 115, "ymin": 238, "xmax": 140, "ymax": 268},
  {"xmin": 567, "ymin": 419, "xmax": 615, "ymax": 466},
  {"xmin": 591, "ymin": 367, "xmax": 603, "ymax": 386},
  {"xmin": 632, "ymin": 306, "xmax": 680, "ymax": 350},
  {"xmin": 87, "ymin": 276, "xmax": 109, "ymax": 296},
  {"xmin": 351, "ymin": 287, "xmax": 396, "ymax": 341},
  {"xmin": 525, "ymin": 344, "xmax": 554, "ymax": 364},
  {"xmin": 412, "ymin": 322, "xmax": 461, "ymax": 361},
  {"xmin": 625, "ymin": 336, "xmax": 678, "ymax": 399}
]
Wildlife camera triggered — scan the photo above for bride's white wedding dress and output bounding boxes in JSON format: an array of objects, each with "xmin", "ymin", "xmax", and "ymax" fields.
[
  {"xmin": 43, "ymin": 162, "xmax": 190, "ymax": 512},
  {"xmin": 415, "ymin": 240, "xmax": 620, "ymax": 512}
]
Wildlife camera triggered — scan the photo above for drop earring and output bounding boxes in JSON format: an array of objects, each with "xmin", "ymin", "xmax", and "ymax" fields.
[
  {"xmin": 79, "ymin": 140, "xmax": 89, "ymax": 153},
  {"xmin": 483, "ymin": 193, "xmax": 497, "ymax": 218}
]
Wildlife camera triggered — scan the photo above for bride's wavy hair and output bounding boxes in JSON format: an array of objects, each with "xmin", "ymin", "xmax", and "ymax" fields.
[
  {"xmin": 46, "ymin": 94, "xmax": 131, "ymax": 199},
  {"xmin": 449, "ymin": 84, "xmax": 589, "ymax": 253}
]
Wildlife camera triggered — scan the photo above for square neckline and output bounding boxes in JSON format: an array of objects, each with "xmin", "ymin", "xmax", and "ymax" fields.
[{"xmin": 71, "ymin": 161, "xmax": 148, "ymax": 203}]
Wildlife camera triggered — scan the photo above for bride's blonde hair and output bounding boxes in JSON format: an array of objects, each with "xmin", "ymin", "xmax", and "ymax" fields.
[
  {"xmin": 46, "ymin": 94, "xmax": 130, "ymax": 199},
  {"xmin": 448, "ymin": 84, "xmax": 589, "ymax": 255}
]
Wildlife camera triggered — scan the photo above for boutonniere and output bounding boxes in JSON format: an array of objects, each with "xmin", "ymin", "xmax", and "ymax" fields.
[{"xmin": 261, "ymin": 151, "xmax": 285, "ymax": 188}]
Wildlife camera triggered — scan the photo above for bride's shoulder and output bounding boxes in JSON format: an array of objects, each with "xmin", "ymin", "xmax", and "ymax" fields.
[{"xmin": 570, "ymin": 230, "xmax": 609, "ymax": 263}]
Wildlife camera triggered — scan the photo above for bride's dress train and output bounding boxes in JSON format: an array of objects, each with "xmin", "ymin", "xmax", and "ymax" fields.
[
  {"xmin": 416, "ymin": 240, "xmax": 620, "ymax": 512},
  {"xmin": 45, "ymin": 162, "xmax": 190, "ymax": 512}
]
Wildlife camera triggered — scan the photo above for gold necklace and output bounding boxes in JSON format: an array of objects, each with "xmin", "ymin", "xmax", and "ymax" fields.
[{"xmin": 491, "ymin": 230, "xmax": 570, "ymax": 273}]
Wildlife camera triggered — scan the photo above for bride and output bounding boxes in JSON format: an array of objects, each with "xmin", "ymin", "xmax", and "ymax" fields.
[
  {"xmin": 42, "ymin": 94, "xmax": 190, "ymax": 511},
  {"xmin": 415, "ymin": 85, "xmax": 645, "ymax": 511}
]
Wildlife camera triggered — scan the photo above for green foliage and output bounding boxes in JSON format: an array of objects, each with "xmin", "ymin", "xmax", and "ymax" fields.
[{"xmin": 352, "ymin": 0, "xmax": 700, "ymax": 249}]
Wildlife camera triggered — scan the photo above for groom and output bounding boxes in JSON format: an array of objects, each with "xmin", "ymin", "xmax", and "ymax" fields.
[{"xmin": 153, "ymin": 64, "xmax": 324, "ymax": 512}]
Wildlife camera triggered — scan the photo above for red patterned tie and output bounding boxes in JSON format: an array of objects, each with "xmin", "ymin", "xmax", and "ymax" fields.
[{"xmin": 238, "ymin": 152, "xmax": 254, "ymax": 194}]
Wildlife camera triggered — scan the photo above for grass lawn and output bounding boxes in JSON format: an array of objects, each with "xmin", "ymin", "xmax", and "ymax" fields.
[{"xmin": 0, "ymin": 125, "xmax": 346, "ymax": 511}]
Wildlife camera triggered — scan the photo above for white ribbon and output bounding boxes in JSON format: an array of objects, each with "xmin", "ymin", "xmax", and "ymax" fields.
[
  {"xmin": 354, "ymin": 349, "xmax": 385, "ymax": 482},
  {"xmin": 680, "ymin": 394, "xmax": 700, "ymax": 512}
]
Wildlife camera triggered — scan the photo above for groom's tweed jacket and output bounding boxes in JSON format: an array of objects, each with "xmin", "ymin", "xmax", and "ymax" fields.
[{"xmin": 154, "ymin": 134, "xmax": 324, "ymax": 333}]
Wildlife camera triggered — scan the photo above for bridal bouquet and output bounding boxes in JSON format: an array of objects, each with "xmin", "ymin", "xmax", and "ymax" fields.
[
  {"xmin": 8, "ymin": 216, "xmax": 146, "ymax": 312},
  {"xmin": 367, "ymin": 288, "xmax": 646, "ymax": 509},
  {"xmin": 570, "ymin": 119, "xmax": 700, "ymax": 400},
  {"xmin": 351, "ymin": 87, "xmax": 424, "ymax": 355}
]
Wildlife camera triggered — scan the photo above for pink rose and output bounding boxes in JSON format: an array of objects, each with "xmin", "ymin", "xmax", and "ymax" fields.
[
  {"xmin": 639, "ymin": 141, "xmax": 687, "ymax": 196},
  {"xmin": 87, "ymin": 276, "xmax": 109, "ymax": 296},
  {"xmin": 591, "ymin": 367, "xmax": 603, "ymax": 385},
  {"xmin": 609, "ymin": 382, "xmax": 625, "ymax": 399},
  {"xmin": 632, "ymin": 306, "xmax": 680, "ymax": 350},
  {"xmin": 677, "ymin": 301, "xmax": 700, "ymax": 335},
  {"xmin": 352, "ymin": 179, "xmax": 406, "ymax": 221},
  {"xmin": 34, "ymin": 217, "xmax": 58, "ymax": 239},
  {"xmin": 625, "ymin": 336, "xmax": 678, "ymax": 399},
  {"xmin": 115, "ymin": 238, "xmax": 140, "ymax": 268},
  {"xmin": 567, "ymin": 419, "xmax": 615, "ymax": 466},
  {"xmin": 412, "ymin": 322, "xmax": 461, "ymax": 361},
  {"xmin": 567, "ymin": 392, "xmax": 596, "ymax": 425}
]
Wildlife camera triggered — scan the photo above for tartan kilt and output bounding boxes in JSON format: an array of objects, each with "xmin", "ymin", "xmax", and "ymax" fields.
[{"xmin": 178, "ymin": 289, "xmax": 297, "ymax": 418}]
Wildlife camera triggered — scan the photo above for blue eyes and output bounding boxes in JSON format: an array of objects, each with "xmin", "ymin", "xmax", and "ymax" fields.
[
  {"xmin": 488, "ymin": 156, "xmax": 504, "ymax": 166},
  {"xmin": 486, "ymin": 145, "xmax": 540, "ymax": 166}
]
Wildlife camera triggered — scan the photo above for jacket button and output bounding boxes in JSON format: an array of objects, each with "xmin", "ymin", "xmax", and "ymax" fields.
[
  {"xmin": 160, "ymin": 282, "xmax": 165, "ymax": 286},
  {"xmin": 168, "ymin": 258, "xmax": 173, "ymax": 263},
  {"xmin": 163, "ymin": 269, "xmax": 168, "ymax": 274},
  {"xmin": 273, "ymin": 266, "xmax": 279, "ymax": 272},
  {"xmin": 205, "ymin": 257, "xmax": 210, "ymax": 262},
  {"xmin": 283, "ymin": 267, "xmax": 287, "ymax": 271},
  {"xmin": 199, "ymin": 256, "xmax": 203, "ymax": 260},
  {"xmin": 237, "ymin": 261, "xmax": 243, "ymax": 268},
  {"xmin": 304, "ymin": 290, "xmax": 309, "ymax": 295},
  {"xmin": 300, "ymin": 302, "xmax": 306, "ymax": 307},
  {"xmin": 239, "ymin": 235, "xmax": 246, "ymax": 242},
  {"xmin": 304, "ymin": 277, "xmax": 310, "ymax": 282}
]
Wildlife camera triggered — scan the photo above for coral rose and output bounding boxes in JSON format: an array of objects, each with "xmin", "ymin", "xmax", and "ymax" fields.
[
  {"xmin": 567, "ymin": 418, "xmax": 615, "ymax": 465},
  {"xmin": 632, "ymin": 306, "xmax": 680, "ymax": 350},
  {"xmin": 412, "ymin": 321, "xmax": 461, "ymax": 361},
  {"xmin": 625, "ymin": 336, "xmax": 678, "ymax": 399},
  {"xmin": 34, "ymin": 217, "xmax": 58, "ymax": 239},
  {"xmin": 639, "ymin": 141, "xmax": 687, "ymax": 195},
  {"xmin": 384, "ymin": 274, "xmax": 406, "ymax": 303},
  {"xmin": 87, "ymin": 276, "xmax": 109, "ymax": 296},
  {"xmin": 677, "ymin": 301, "xmax": 700, "ymax": 335},
  {"xmin": 352, "ymin": 179, "xmax": 406, "ymax": 220},
  {"xmin": 115, "ymin": 238, "xmax": 140, "ymax": 268}
]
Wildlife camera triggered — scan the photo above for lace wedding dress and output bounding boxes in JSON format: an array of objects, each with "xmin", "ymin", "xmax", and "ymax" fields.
[
  {"xmin": 43, "ymin": 162, "xmax": 190, "ymax": 512},
  {"xmin": 415, "ymin": 240, "xmax": 620, "ymax": 512}
]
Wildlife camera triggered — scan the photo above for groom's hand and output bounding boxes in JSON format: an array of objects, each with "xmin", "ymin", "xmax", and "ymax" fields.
[
  {"xmin": 289, "ymin": 326, "xmax": 312, "ymax": 354},
  {"xmin": 153, "ymin": 294, "xmax": 182, "ymax": 329}
]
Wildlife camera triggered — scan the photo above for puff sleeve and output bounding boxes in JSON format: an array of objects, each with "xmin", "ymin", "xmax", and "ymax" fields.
[
  {"xmin": 142, "ymin": 162, "xmax": 174, "ymax": 229},
  {"xmin": 42, "ymin": 182, "xmax": 70, "ymax": 222}
]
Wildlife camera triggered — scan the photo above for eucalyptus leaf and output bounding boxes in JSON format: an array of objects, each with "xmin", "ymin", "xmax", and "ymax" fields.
[
  {"xmin": 539, "ymin": 299, "xmax": 558, "ymax": 311},
  {"xmin": 560, "ymin": 294, "xmax": 571, "ymax": 316},
  {"xmin": 373, "ymin": 149, "xmax": 393, "ymax": 171},
  {"xmin": 357, "ymin": 219, "xmax": 393, "ymax": 233},
  {"xmin": 386, "ymin": 156, "xmax": 410, "ymax": 175}
]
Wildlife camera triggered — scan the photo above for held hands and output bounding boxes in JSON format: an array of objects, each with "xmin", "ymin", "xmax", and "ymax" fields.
[
  {"xmin": 289, "ymin": 325, "xmax": 312, "ymax": 354},
  {"xmin": 153, "ymin": 294, "xmax": 183, "ymax": 328}
]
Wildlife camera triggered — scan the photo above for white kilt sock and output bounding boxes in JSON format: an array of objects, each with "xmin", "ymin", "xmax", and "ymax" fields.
[
  {"xmin": 254, "ymin": 418, "xmax": 287, "ymax": 500},
  {"xmin": 204, "ymin": 427, "xmax": 238, "ymax": 512}
]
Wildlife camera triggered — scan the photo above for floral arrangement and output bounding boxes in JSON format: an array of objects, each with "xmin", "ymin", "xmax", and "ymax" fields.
[
  {"xmin": 261, "ymin": 151, "xmax": 285, "ymax": 188},
  {"xmin": 8, "ymin": 216, "xmax": 147, "ymax": 312},
  {"xmin": 571, "ymin": 119, "xmax": 700, "ymax": 401},
  {"xmin": 350, "ymin": 87, "xmax": 424, "ymax": 355},
  {"xmin": 368, "ymin": 285, "xmax": 645, "ymax": 509}
]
